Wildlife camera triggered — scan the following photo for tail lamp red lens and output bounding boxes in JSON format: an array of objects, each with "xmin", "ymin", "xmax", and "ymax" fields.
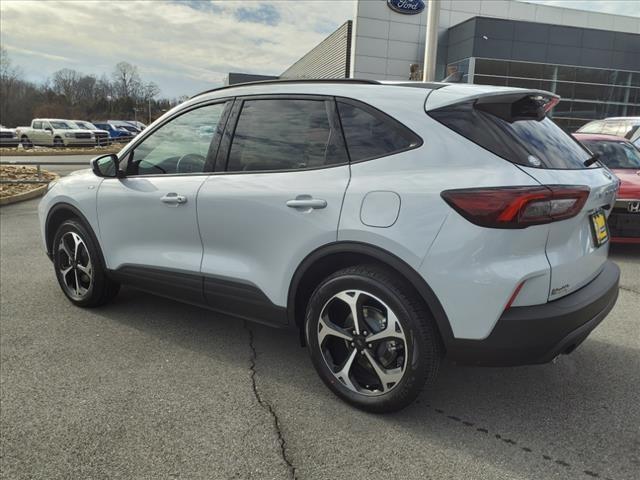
[{"xmin": 441, "ymin": 185, "xmax": 590, "ymax": 229}]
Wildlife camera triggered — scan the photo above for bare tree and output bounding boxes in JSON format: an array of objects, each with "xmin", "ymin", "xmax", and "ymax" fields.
[
  {"xmin": 52, "ymin": 68, "xmax": 82, "ymax": 104},
  {"xmin": 112, "ymin": 61, "xmax": 141, "ymax": 100},
  {"xmin": 0, "ymin": 47, "xmax": 24, "ymax": 125},
  {"xmin": 0, "ymin": 54, "xmax": 167, "ymax": 126}
]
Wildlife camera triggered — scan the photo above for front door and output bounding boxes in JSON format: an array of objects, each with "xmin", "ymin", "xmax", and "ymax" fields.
[{"xmin": 96, "ymin": 101, "xmax": 231, "ymax": 303}]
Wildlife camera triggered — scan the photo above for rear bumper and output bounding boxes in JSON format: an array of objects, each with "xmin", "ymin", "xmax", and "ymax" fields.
[{"xmin": 446, "ymin": 260, "xmax": 620, "ymax": 366}]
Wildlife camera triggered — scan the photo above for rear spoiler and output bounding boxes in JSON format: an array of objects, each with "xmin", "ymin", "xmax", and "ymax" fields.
[
  {"xmin": 475, "ymin": 93, "xmax": 560, "ymax": 122},
  {"xmin": 425, "ymin": 85, "xmax": 559, "ymax": 118}
]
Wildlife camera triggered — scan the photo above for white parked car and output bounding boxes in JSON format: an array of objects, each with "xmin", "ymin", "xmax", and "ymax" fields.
[
  {"xmin": 16, "ymin": 119, "xmax": 95, "ymax": 148},
  {"xmin": 38, "ymin": 80, "xmax": 620, "ymax": 412},
  {"xmin": 577, "ymin": 116, "xmax": 640, "ymax": 140}
]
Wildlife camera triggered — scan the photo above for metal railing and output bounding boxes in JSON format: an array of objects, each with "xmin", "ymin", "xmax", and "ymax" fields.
[{"xmin": 0, "ymin": 160, "xmax": 84, "ymax": 184}]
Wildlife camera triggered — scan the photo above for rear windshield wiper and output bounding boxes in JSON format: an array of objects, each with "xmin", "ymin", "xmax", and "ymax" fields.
[{"xmin": 584, "ymin": 152, "xmax": 600, "ymax": 167}]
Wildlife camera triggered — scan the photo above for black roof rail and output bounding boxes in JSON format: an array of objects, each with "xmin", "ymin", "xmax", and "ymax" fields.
[{"xmin": 190, "ymin": 78, "xmax": 381, "ymax": 99}]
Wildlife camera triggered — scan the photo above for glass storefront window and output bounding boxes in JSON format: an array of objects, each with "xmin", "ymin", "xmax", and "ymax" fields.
[
  {"xmin": 474, "ymin": 59, "xmax": 508, "ymax": 76},
  {"xmin": 469, "ymin": 58, "xmax": 638, "ymax": 131},
  {"xmin": 555, "ymin": 66, "xmax": 576, "ymax": 82},
  {"xmin": 576, "ymin": 67, "xmax": 613, "ymax": 85},
  {"xmin": 506, "ymin": 78, "xmax": 541, "ymax": 89},
  {"xmin": 555, "ymin": 81, "xmax": 574, "ymax": 98},
  {"xmin": 509, "ymin": 61, "xmax": 544, "ymax": 79},
  {"xmin": 473, "ymin": 75, "xmax": 507, "ymax": 86}
]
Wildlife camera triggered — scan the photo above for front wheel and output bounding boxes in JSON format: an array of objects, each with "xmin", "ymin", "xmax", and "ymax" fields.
[
  {"xmin": 53, "ymin": 137, "xmax": 64, "ymax": 148},
  {"xmin": 53, "ymin": 219, "xmax": 120, "ymax": 307},
  {"xmin": 305, "ymin": 265, "xmax": 441, "ymax": 413}
]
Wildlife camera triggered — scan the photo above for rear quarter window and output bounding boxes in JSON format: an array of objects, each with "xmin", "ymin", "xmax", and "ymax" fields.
[{"xmin": 337, "ymin": 100, "xmax": 421, "ymax": 162}]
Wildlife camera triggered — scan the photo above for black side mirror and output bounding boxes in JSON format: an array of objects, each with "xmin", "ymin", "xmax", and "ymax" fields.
[
  {"xmin": 91, "ymin": 154, "xmax": 124, "ymax": 178},
  {"xmin": 45, "ymin": 127, "xmax": 53, "ymax": 133}
]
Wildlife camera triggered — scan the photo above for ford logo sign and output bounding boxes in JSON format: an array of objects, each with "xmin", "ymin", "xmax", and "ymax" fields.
[{"xmin": 387, "ymin": 0, "xmax": 425, "ymax": 15}]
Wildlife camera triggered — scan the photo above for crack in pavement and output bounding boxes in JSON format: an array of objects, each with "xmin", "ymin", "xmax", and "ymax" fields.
[
  {"xmin": 428, "ymin": 403, "xmax": 619, "ymax": 480},
  {"xmin": 244, "ymin": 321, "xmax": 298, "ymax": 480},
  {"xmin": 619, "ymin": 285, "xmax": 639, "ymax": 295}
]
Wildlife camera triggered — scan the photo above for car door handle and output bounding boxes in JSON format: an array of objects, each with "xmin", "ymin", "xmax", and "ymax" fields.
[
  {"xmin": 286, "ymin": 196, "xmax": 327, "ymax": 210},
  {"xmin": 161, "ymin": 193, "xmax": 187, "ymax": 206}
]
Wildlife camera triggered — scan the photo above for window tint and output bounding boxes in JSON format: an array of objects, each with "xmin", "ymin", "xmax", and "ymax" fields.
[
  {"xmin": 127, "ymin": 102, "xmax": 228, "ymax": 176},
  {"xmin": 33, "ymin": 121, "xmax": 42, "ymax": 129},
  {"xmin": 227, "ymin": 99, "xmax": 347, "ymax": 172},
  {"xmin": 337, "ymin": 101, "xmax": 420, "ymax": 162},
  {"xmin": 430, "ymin": 100, "xmax": 592, "ymax": 169}
]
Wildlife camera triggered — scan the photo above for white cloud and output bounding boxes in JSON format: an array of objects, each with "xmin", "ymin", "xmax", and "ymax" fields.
[{"xmin": 0, "ymin": 0, "xmax": 355, "ymax": 97}]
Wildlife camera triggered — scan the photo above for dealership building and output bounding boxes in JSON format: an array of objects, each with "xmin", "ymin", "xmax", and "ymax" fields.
[{"xmin": 231, "ymin": 0, "xmax": 640, "ymax": 131}]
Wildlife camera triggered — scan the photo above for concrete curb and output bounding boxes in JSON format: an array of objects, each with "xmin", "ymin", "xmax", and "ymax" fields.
[{"xmin": 0, "ymin": 173, "xmax": 60, "ymax": 206}]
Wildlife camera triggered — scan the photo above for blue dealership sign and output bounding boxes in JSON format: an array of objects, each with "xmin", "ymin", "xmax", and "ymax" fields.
[{"xmin": 387, "ymin": 0, "xmax": 425, "ymax": 15}]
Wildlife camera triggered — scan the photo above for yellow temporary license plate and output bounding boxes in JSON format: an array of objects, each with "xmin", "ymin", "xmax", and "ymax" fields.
[{"xmin": 590, "ymin": 210, "xmax": 609, "ymax": 247}]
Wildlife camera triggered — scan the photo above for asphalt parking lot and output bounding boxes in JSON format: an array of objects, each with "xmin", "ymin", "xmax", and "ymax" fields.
[{"xmin": 1, "ymin": 171, "xmax": 639, "ymax": 479}]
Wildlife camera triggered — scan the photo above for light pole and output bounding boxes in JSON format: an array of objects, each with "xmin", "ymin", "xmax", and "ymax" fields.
[
  {"xmin": 145, "ymin": 83, "xmax": 156, "ymax": 124},
  {"xmin": 423, "ymin": 0, "xmax": 440, "ymax": 82}
]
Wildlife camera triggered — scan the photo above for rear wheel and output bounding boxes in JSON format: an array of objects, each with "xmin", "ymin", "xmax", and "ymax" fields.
[
  {"xmin": 305, "ymin": 265, "xmax": 441, "ymax": 413},
  {"xmin": 53, "ymin": 219, "xmax": 119, "ymax": 307},
  {"xmin": 20, "ymin": 135, "xmax": 32, "ymax": 148}
]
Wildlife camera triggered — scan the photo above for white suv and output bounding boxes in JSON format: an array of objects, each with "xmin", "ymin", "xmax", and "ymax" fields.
[{"xmin": 38, "ymin": 80, "xmax": 620, "ymax": 412}]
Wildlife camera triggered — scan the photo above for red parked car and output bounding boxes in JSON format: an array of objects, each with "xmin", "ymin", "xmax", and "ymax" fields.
[{"xmin": 573, "ymin": 133, "xmax": 640, "ymax": 244}]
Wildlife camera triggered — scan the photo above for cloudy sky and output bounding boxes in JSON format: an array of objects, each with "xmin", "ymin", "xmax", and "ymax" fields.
[{"xmin": 1, "ymin": 0, "xmax": 637, "ymax": 98}]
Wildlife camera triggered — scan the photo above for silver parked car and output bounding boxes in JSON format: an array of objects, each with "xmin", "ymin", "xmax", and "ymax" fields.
[{"xmin": 38, "ymin": 80, "xmax": 620, "ymax": 412}]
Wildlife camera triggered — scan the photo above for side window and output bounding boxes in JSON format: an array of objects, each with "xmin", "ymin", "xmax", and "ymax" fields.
[
  {"xmin": 33, "ymin": 121, "xmax": 42, "ymax": 130},
  {"xmin": 227, "ymin": 99, "xmax": 347, "ymax": 172},
  {"xmin": 337, "ymin": 100, "xmax": 421, "ymax": 162},
  {"xmin": 126, "ymin": 102, "xmax": 229, "ymax": 176}
]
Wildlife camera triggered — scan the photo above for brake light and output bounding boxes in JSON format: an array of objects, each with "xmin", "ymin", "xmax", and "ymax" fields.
[{"xmin": 441, "ymin": 185, "xmax": 590, "ymax": 228}]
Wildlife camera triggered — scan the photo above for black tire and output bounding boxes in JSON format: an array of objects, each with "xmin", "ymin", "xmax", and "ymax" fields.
[
  {"xmin": 21, "ymin": 135, "xmax": 32, "ymax": 148},
  {"xmin": 53, "ymin": 137, "xmax": 64, "ymax": 148},
  {"xmin": 305, "ymin": 264, "xmax": 441, "ymax": 413},
  {"xmin": 52, "ymin": 219, "xmax": 120, "ymax": 307}
]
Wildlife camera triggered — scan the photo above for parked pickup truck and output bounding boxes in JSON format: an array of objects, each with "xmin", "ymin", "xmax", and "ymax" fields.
[{"xmin": 16, "ymin": 119, "xmax": 95, "ymax": 148}]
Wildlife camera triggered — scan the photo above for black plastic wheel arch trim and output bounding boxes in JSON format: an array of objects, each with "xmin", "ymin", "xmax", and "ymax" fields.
[
  {"xmin": 286, "ymin": 241, "xmax": 454, "ymax": 347},
  {"xmin": 45, "ymin": 203, "xmax": 107, "ymax": 269}
]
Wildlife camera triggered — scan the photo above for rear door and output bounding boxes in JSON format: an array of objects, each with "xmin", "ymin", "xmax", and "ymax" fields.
[
  {"xmin": 427, "ymin": 90, "xmax": 618, "ymax": 300},
  {"xmin": 197, "ymin": 96, "xmax": 350, "ymax": 324}
]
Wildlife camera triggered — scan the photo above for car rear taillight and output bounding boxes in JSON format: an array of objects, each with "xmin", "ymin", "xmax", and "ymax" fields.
[{"xmin": 441, "ymin": 185, "xmax": 590, "ymax": 229}]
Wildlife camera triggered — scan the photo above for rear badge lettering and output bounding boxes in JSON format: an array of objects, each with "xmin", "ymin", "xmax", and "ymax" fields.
[{"xmin": 551, "ymin": 284, "xmax": 570, "ymax": 296}]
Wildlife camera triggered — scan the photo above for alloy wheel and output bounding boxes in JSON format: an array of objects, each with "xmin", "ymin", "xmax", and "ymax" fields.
[
  {"xmin": 58, "ymin": 231, "xmax": 93, "ymax": 300},
  {"xmin": 316, "ymin": 289, "xmax": 408, "ymax": 396}
]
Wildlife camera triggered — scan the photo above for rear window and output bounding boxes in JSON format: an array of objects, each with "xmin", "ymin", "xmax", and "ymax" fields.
[
  {"xmin": 337, "ymin": 100, "xmax": 421, "ymax": 162},
  {"xmin": 582, "ymin": 140, "xmax": 640, "ymax": 169},
  {"xmin": 429, "ymin": 100, "xmax": 593, "ymax": 169}
]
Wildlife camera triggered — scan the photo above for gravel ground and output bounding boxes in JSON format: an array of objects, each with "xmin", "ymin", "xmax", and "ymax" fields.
[
  {"xmin": 0, "ymin": 166, "xmax": 57, "ymax": 199},
  {"xmin": 1, "ymin": 198, "xmax": 638, "ymax": 480}
]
